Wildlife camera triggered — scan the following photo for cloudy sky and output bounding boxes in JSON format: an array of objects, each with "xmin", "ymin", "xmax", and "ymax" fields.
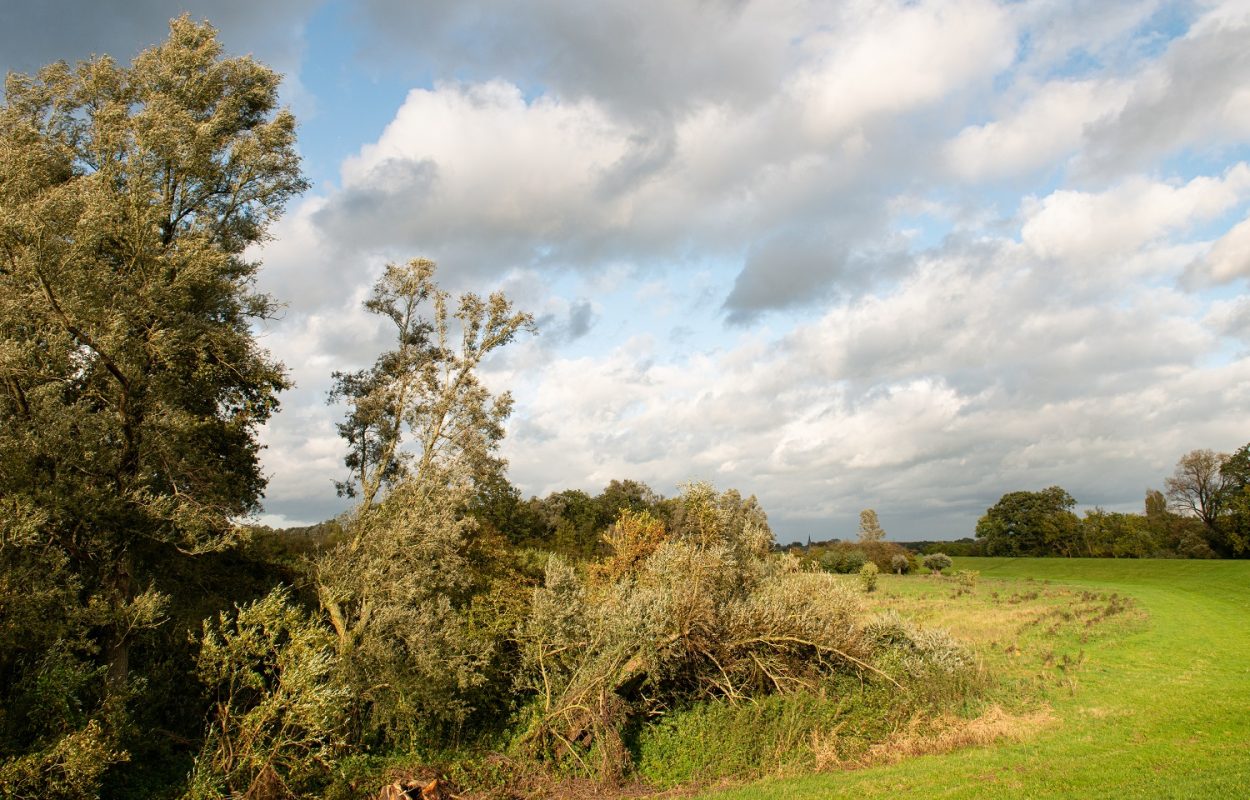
[{"xmin": 6, "ymin": 0, "xmax": 1250, "ymax": 541}]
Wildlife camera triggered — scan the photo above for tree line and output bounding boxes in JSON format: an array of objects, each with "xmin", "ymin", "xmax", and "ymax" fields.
[{"xmin": 973, "ymin": 448, "xmax": 1250, "ymax": 558}]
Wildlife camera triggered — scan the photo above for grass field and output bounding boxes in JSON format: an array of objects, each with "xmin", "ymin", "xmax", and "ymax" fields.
[{"xmin": 700, "ymin": 558, "xmax": 1250, "ymax": 799}]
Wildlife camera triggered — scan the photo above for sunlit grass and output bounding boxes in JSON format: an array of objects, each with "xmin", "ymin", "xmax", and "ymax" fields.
[{"xmin": 700, "ymin": 558, "xmax": 1250, "ymax": 799}]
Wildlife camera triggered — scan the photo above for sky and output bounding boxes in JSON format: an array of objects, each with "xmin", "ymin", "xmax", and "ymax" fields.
[{"xmin": 4, "ymin": 0, "xmax": 1250, "ymax": 542}]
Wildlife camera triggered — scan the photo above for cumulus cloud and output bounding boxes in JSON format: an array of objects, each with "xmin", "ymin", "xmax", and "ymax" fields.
[
  {"xmin": 279, "ymin": 1, "xmax": 1031, "ymax": 324},
  {"xmin": 22, "ymin": 1, "xmax": 1250, "ymax": 538},
  {"xmin": 1007, "ymin": 0, "xmax": 1167, "ymax": 74},
  {"xmin": 351, "ymin": 0, "xmax": 813, "ymax": 120},
  {"xmin": 498, "ymin": 236, "xmax": 1246, "ymax": 537},
  {"xmin": 1191, "ymin": 214, "xmax": 1250, "ymax": 283},
  {"xmin": 946, "ymin": 79, "xmax": 1131, "ymax": 181},
  {"xmin": 1020, "ymin": 165, "xmax": 1250, "ymax": 267},
  {"xmin": 791, "ymin": 0, "xmax": 1014, "ymax": 142},
  {"xmin": 1077, "ymin": 3, "xmax": 1250, "ymax": 177},
  {"xmin": 242, "ymin": 0, "xmax": 1250, "ymax": 537},
  {"xmin": 314, "ymin": 81, "xmax": 635, "ymax": 272}
]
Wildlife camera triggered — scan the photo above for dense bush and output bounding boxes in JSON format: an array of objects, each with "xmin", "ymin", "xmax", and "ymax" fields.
[
  {"xmin": 923, "ymin": 553, "xmax": 953, "ymax": 574},
  {"xmin": 858, "ymin": 562, "xmax": 879, "ymax": 593},
  {"xmin": 184, "ymin": 587, "xmax": 348, "ymax": 800},
  {"xmin": 314, "ymin": 473, "xmax": 502, "ymax": 749},
  {"xmin": 818, "ymin": 544, "xmax": 869, "ymax": 574},
  {"xmin": 512, "ymin": 484, "xmax": 968, "ymax": 781}
]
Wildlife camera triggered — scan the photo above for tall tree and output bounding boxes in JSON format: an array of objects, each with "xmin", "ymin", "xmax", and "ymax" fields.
[
  {"xmin": 316, "ymin": 260, "xmax": 533, "ymax": 742},
  {"xmin": 1165, "ymin": 449, "xmax": 1231, "ymax": 533},
  {"xmin": 857, "ymin": 509, "xmax": 885, "ymax": 543},
  {"xmin": 1217, "ymin": 444, "xmax": 1250, "ymax": 556},
  {"xmin": 0, "ymin": 15, "xmax": 303, "ymax": 780},
  {"xmin": 975, "ymin": 487, "xmax": 1081, "ymax": 557},
  {"xmin": 328, "ymin": 259, "xmax": 535, "ymax": 543}
]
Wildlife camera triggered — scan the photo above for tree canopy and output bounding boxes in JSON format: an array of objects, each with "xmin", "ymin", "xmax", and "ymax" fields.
[
  {"xmin": 0, "ymin": 16, "xmax": 304, "ymax": 791},
  {"xmin": 974, "ymin": 486, "xmax": 1081, "ymax": 557}
]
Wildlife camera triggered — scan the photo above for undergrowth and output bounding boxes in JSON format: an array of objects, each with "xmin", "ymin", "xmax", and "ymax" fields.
[
  {"xmin": 320, "ymin": 570, "xmax": 1143, "ymax": 799},
  {"xmin": 626, "ymin": 571, "xmax": 1140, "ymax": 795}
]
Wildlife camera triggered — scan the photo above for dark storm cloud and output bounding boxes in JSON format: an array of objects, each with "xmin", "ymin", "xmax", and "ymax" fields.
[
  {"xmin": 349, "ymin": 0, "xmax": 796, "ymax": 120},
  {"xmin": 0, "ymin": 0, "xmax": 319, "ymax": 79}
]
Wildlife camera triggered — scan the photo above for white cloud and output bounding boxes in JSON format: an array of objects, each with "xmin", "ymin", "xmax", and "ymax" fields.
[
  {"xmin": 490, "ymin": 236, "xmax": 1239, "ymax": 536},
  {"xmin": 946, "ymin": 79, "xmax": 1130, "ymax": 180},
  {"xmin": 244, "ymin": 0, "xmax": 1250, "ymax": 537},
  {"xmin": 1077, "ymin": 2, "xmax": 1250, "ymax": 176},
  {"xmin": 794, "ymin": 0, "xmax": 1015, "ymax": 142},
  {"xmin": 341, "ymin": 82, "xmax": 632, "ymax": 234},
  {"xmin": 1196, "ymin": 214, "xmax": 1250, "ymax": 282},
  {"xmin": 1020, "ymin": 165, "xmax": 1250, "ymax": 265}
]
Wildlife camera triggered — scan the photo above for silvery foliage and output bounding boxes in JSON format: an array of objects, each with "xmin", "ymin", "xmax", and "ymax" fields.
[
  {"xmin": 516, "ymin": 483, "xmax": 882, "ymax": 776},
  {"xmin": 186, "ymin": 587, "xmax": 348, "ymax": 800},
  {"xmin": 315, "ymin": 470, "xmax": 492, "ymax": 743},
  {"xmin": 318, "ymin": 259, "xmax": 532, "ymax": 744},
  {"xmin": 862, "ymin": 610, "xmax": 975, "ymax": 678}
]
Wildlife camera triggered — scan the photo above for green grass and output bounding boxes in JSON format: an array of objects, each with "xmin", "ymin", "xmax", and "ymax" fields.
[{"xmin": 700, "ymin": 558, "xmax": 1250, "ymax": 799}]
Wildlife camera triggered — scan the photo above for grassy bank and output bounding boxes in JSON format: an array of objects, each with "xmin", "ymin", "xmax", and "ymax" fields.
[{"xmin": 701, "ymin": 558, "xmax": 1250, "ymax": 799}]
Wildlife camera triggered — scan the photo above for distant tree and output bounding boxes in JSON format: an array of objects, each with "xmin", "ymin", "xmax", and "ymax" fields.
[
  {"xmin": 974, "ymin": 487, "xmax": 1081, "ymax": 557},
  {"xmin": 549, "ymin": 489, "xmax": 602, "ymax": 554},
  {"xmin": 1144, "ymin": 488, "xmax": 1170, "ymax": 533},
  {"xmin": 818, "ymin": 544, "xmax": 868, "ymax": 574},
  {"xmin": 858, "ymin": 509, "xmax": 886, "ymax": 543},
  {"xmin": 890, "ymin": 553, "xmax": 910, "ymax": 574},
  {"xmin": 1082, "ymin": 508, "xmax": 1154, "ymax": 558},
  {"xmin": 1217, "ymin": 444, "xmax": 1250, "ymax": 556},
  {"xmin": 469, "ymin": 472, "xmax": 546, "ymax": 545},
  {"xmin": 595, "ymin": 479, "xmax": 662, "ymax": 527},
  {"xmin": 920, "ymin": 538, "xmax": 983, "ymax": 557},
  {"xmin": 1165, "ymin": 449, "xmax": 1231, "ymax": 533},
  {"xmin": 923, "ymin": 553, "xmax": 952, "ymax": 573}
]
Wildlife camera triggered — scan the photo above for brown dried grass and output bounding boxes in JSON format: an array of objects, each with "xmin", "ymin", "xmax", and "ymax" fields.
[{"xmin": 811, "ymin": 704, "xmax": 1057, "ymax": 772}]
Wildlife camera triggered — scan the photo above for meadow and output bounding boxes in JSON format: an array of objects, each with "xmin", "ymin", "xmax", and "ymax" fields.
[{"xmin": 703, "ymin": 558, "xmax": 1250, "ymax": 799}]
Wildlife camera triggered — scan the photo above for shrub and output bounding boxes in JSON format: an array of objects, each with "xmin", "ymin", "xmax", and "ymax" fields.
[
  {"xmin": 0, "ymin": 720, "xmax": 126, "ymax": 800},
  {"xmin": 514, "ymin": 484, "xmax": 877, "ymax": 781},
  {"xmin": 184, "ymin": 587, "xmax": 348, "ymax": 800},
  {"xmin": 862, "ymin": 611, "xmax": 981, "ymax": 704},
  {"xmin": 511, "ymin": 484, "xmax": 986, "ymax": 783},
  {"xmin": 860, "ymin": 540, "xmax": 918, "ymax": 574},
  {"xmin": 818, "ymin": 545, "xmax": 868, "ymax": 574},
  {"xmin": 858, "ymin": 562, "xmax": 880, "ymax": 593},
  {"xmin": 632, "ymin": 685, "xmax": 858, "ymax": 786},
  {"xmin": 890, "ymin": 554, "xmax": 911, "ymax": 575},
  {"xmin": 923, "ymin": 553, "xmax": 953, "ymax": 574}
]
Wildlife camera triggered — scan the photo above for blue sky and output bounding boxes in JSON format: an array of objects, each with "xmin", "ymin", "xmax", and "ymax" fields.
[{"xmin": 5, "ymin": 0, "xmax": 1250, "ymax": 541}]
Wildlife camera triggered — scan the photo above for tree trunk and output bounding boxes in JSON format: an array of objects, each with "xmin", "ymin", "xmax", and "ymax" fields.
[{"xmin": 105, "ymin": 551, "xmax": 133, "ymax": 697}]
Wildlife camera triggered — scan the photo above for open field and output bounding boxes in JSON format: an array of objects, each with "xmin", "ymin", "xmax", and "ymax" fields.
[{"xmin": 701, "ymin": 558, "xmax": 1250, "ymax": 799}]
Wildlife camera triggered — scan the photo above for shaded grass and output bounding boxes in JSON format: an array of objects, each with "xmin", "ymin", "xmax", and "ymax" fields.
[{"xmin": 700, "ymin": 558, "xmax": 1250, "ymax": 799}]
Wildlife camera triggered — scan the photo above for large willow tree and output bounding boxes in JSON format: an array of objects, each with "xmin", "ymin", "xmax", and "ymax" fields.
[{"xmin": 0, "ymin": 17, "xmax": 304, "ymax": 790}]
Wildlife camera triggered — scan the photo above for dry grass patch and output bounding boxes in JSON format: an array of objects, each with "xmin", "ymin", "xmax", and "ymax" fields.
[{"xmin": 809, "ymin": 704, "xmax": 1056, "ymax": 771}]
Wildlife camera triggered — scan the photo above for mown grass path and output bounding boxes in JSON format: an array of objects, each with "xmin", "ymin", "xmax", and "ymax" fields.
[{"xmin": 703, "ymin": 558, "xmax": 1250, "ymax": 799}]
